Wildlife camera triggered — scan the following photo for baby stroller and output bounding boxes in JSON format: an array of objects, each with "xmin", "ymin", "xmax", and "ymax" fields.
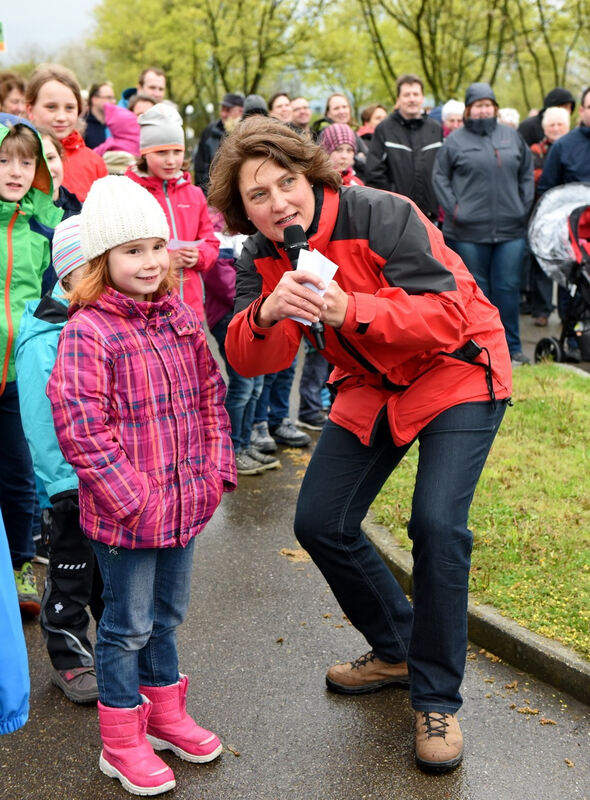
[{"xmin": 528, "ymin": 183, "xmax": 590, "ymax": 362}]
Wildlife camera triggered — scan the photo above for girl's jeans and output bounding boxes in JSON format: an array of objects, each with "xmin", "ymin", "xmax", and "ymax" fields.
[
  {"xmin": 91, "ymin": 538, "xmax": 195, "ymax": 708},
  {"xmin": 294, "ymin": 401, "xmax": 507, "ymax": 714}
]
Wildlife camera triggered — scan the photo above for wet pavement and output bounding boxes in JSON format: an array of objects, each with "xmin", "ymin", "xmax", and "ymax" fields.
[{"xmin": 2, "ymin": 436, "xmax": 589, "ymax": 800}]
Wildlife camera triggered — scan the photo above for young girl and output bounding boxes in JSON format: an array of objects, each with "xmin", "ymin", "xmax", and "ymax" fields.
[
  {"xmin": 48, "ymin": 176, "xmax": 236, "ymax": 796},
  {"xmin": 126, "ymin": 103, "xmax": 219, "ymax": 323},
  {"xmin": 26, "ymin": 64, "xmax": 107, "ymax": 201},
  {"xmin": 38, "ymin": 129, "xmax": 82, "ymax": 293},
  {"xmin": 15, "ymin": 216, "xmax": 103, "ymax": 704},
  {"xmin": 319, "ymin": 123, "xmax": 364, "ymax": 186}
]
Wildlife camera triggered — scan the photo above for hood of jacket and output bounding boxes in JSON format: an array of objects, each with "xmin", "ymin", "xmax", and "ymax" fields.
[
  {"xmin": 0, "ymin": 114, "xmax": 53, "ymax": 198},
  {"xmin": 95, "ymin": 103, "xmax": 140, "ymax": 157},
  {"xmin": 69, "ymin": 284, "xmax": 189, "ymax": 324},
  {"xmin": 543, "ymin": 87, "xmax": 576, "ymax": 112},
  {"xmin": 17, "ymin": 285, "xmax": 69, "ymax": 352},
  {"xmin": 464, "ymin": 82, "xmax": 497, "ymax": 108},
  {"xmin": 125, "ymin": 166, "xmax": 192, "ymax": 193}
]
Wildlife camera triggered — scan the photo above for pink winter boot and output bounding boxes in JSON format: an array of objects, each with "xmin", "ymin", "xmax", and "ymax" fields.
[
  {"xmin": 97, "ymin": 698, "xmax": 176, "ymax": 796},
  {"xmin": 140, "ymin": 674, "xmax": 223, "ymax": 763}
]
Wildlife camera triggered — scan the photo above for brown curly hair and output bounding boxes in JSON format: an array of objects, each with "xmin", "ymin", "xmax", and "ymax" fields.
[{"xmin": 208, "ymin": 116, "xmax": 341, "ymax": 235}]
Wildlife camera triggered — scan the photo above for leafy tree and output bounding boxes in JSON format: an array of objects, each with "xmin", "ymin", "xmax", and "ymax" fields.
[{"xmin": 93, "ymin": 0, "xmax": 325, "ymax": 113}]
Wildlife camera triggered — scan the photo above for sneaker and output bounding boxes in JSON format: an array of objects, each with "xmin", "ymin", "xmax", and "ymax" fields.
[
  {"xmin": 532, "ymin": 315, "xmax": 548, "ymax": 327},
  {"xmin": 51, "ymin": 666, "xmax": 99, "ymax": 704},
  {"xmin": 415, "ymin": 711, "xmax": 463, "ymax": 773},
  {"xmin": 511, "ymin": 351, "xmax": 531, "ymax": 367},
  {"xmin": 235, "ymin": 450, "xmax": 265, "ymax": 475},
  {"xmin": 14, "ymin": 561, "xmax": 41, "ymax": 616},
  {"xmin": 246, "ymin": 446, "xmax": 281, "ymax": 470},
  {"xmin": 270, "ymin": 418, "xmax": 311, "ymax": 447},
  {"xmin": 296, "ymin": 412, "xmax": 326, "ymax": 431},
  {"xmin": 326, "ymin": 651, "xmax": 409, "ymax": 694},
  {"xmin": 251, "ymin": 421, "xmax": 278, "ymax": 453}
]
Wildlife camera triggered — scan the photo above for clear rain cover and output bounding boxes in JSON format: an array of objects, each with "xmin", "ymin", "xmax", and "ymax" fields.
[{"xmin": 528, "ymin": 183, "xmax": 590, "ymax": 286}]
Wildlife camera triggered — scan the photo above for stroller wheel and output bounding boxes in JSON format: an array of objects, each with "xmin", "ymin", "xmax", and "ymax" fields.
[{"xmin": 534, "ymin": 336, "xmax": 563, "ymax": 363}]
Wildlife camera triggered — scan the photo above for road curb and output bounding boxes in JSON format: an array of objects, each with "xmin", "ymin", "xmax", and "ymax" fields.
[{"xmin": 365, "ymin": 514, "xmax": 590, "ymax": 707}]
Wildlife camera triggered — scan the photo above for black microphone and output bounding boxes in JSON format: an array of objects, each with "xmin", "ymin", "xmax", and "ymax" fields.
[{"xmin": 283, "ymin": 225, "xmax": 326, "ymax": 351}]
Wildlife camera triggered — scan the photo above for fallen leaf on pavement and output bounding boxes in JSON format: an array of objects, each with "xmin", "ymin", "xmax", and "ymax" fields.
[
  {"xmin": 564, "ymin": 759, "xmax": 575, "ymax": 767},
  {"xmin": 279, "ymin": 547, "xmax": 311, "ymax": 562},
  {"xmin": 540, "ymin": 718, "xmax": 556, "ymax": 725}
]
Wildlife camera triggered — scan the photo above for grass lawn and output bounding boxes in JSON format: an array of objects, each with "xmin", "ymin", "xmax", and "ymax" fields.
[{"xmin": 371, "ymin": 363, "xmax": 590, "ymax": 659}]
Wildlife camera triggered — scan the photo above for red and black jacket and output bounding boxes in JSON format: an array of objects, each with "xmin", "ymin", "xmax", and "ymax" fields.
[{"xmin": 226, "ymin": 185, "xmax": 511, "ymax": 446}]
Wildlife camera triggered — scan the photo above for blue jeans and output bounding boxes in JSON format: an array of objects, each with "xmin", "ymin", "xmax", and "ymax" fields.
[
  {"xmin": 91, "ymin": 539, "xmax": 195, "ymax": 708},
  {"xmin": 254, "ymin": 358, "xmax": 297, "ymax": 428},
  {"xmin": 294, "ymin": 401, "xmax": 507, "ymax": 713},
  {"xmin": 0, "ymin": 382, "xmax": 36, "ymax": 568},
  {"xmin": 299, "ymin": 341, "xmax": 331, "ymax": 421},
  {"xmin": 212, "ymin": 313, "xmax": 263, "ymax": 451},
  {"xmin": 450, "ymin": 239, "xmax": 526, "ymax": 354}
]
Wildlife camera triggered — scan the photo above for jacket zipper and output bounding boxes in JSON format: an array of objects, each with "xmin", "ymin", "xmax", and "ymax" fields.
[
  {"xmin": 163, "ymin": 180, "xmax": 184, "ymax": 300},
  {"xmin": 1, "ymin": 209, "xmax": 19, "ymax": 396}
]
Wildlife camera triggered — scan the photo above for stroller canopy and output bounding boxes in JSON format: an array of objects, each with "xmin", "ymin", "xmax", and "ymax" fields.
[{"xmin": 528, "ymin": 183, "xmax": 590, "ymax": 287}]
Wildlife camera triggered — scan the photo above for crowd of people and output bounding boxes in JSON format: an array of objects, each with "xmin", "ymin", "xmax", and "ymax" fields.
[{"xmin": 1, "ymin": 59, "xmax": 589, "ymax": 793}]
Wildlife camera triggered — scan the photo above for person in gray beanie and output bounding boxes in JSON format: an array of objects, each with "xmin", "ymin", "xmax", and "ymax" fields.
[
  {"xmin": 242, "ymin": 94, "xmax": 268, "ymax": 118},
  {"xmin": 433, "ymin": 81, "xmax": 535, "ymax": 366}
]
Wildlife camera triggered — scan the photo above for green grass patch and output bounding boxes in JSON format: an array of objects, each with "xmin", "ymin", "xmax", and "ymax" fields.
[{"xmin": 371, "ymin": 363, "xmax": 590, "ymax": 659}]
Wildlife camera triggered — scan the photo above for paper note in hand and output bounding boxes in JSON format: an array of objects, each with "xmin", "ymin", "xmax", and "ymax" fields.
[
  {"xmin": 290, "ymin": 248, "xmax": 339, "ymax": 325},
  {"xmin": 168, "ymin": 238, "xmax": 203, "ymax": 250}
]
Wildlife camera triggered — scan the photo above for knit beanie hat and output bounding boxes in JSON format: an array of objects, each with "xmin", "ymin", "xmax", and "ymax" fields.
[
  {"xmin": 52, "ymin": 215, "xmax": 86, "ymax": 282},
  {"xmin": 464, "ymin": 82, "xmax": 497, "ymax": 108},
  {"xmin": 320, "ymin": 123, "xmax": 357, "ymax": 154},
  {"xmin": 80, "ymin": 176, "xmax": 170, "ymax": 261},
  {"xmin": 243, "ymin": 94, "xmax": 268, "ymax": 118},
  {"xmin": 138, "ymin": 102, "xmax": 184, "ymax": 154}
]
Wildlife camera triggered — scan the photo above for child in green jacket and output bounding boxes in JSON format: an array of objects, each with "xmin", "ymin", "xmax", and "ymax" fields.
[{"xmin": 0, "ymin": 113, "xmax": 62, "ymax": 613}]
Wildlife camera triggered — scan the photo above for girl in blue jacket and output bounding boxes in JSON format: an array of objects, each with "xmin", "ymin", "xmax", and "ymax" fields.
[{"xmin": 15, "ymin": 215, "xmax": 103, "ymax": 704}]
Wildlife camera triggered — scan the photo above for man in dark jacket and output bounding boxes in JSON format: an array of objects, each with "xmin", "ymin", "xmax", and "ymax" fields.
[
  {"xmin": 365, "ymin": 74, "xmax": 442, "ymax": 221},
  {"xmin": 193, "ymin": 93, "xmax": 244, "ymax": 193},
  {"xmin": 538, "ymin": 86, "xmax": 590, "ymax": 192},
  {"xmin": 518, "ymin": 87, "xmax": 576, "ymax": 146}
]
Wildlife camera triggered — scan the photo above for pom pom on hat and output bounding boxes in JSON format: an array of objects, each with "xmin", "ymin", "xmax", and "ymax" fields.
[
  {"xmin": 80, "ymin": 176, "xmax": 170, "ymax": 261},
  {"xmin": 319, "ymin": 123, "xmax": 357, "ymax": 155},
  {"xmin": 52, "ymin": 215, "xmax": 86, "ymax": 283},
  {"xmin": 138, "ymin": 102, "xmax": 184, "ymax": 154}
]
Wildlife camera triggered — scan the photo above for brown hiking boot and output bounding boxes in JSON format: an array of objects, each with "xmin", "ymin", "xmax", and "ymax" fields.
[
  {"xmin": 415, "ymin": 711, "xmax": 463, "ymax": 773},
  {"xmin": 326, "ymin": 651, "xmax": 409, "ymax": 694}
]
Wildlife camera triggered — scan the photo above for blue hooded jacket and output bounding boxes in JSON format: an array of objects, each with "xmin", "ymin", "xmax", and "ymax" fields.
[
  {"xmin": 0, "ymin": 511, "xmax": 30, "ymax": 734},
  {"xmin": 15, "ymin": 285, "xmax": 78, "ymax": 501}
]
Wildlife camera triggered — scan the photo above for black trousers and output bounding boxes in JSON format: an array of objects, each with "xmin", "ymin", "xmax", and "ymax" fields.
[{"xmin": 40, "ymin": 494, "xmax": 104, "ymax": 670}]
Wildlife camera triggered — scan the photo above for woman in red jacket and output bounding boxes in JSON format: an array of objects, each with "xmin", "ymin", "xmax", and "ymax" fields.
[
  {"xmin": 26, "ymin": 64, "xmax": 107, "ymax": 201},
  {"xmin": 209, "ymin": 117, "xmax": 512, "ymax": 775}
]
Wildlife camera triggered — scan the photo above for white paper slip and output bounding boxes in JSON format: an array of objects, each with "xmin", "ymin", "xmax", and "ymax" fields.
[
  {"xmin": 290, "ymin": 248, "xmax": 339, "ymax": 326},
  {"xmin": 168, "ymin": 238, "xmax": 204, "ymax": 250}
]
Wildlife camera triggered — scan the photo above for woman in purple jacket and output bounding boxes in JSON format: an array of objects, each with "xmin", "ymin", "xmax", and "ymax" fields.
[{"xmin": 48, "ymin": 176, "xmax": 236, "ymax": 797}]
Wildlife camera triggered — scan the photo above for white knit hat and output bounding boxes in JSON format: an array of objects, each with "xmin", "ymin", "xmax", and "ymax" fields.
[
  {"xmin": 80, "ymin": 176, "xmax": 170, "ymax": 261},
  {"xmin": 138, "ymin": 102, "xmax": 184, "ymax": 154},
  {"xmin": 52, "ymin": 215, "xmax": 86, "ymax": 282}
]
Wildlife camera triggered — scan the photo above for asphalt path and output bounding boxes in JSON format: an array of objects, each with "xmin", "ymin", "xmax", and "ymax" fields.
[{"xmin": 2, "ymin": 439, "xmax": 588, "ymax": 800}]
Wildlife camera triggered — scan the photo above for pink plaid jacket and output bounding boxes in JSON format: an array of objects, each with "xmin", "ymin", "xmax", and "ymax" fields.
[{"xmin": 47, "ymin": 287, "xmax": 236, "ymax": 549}]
